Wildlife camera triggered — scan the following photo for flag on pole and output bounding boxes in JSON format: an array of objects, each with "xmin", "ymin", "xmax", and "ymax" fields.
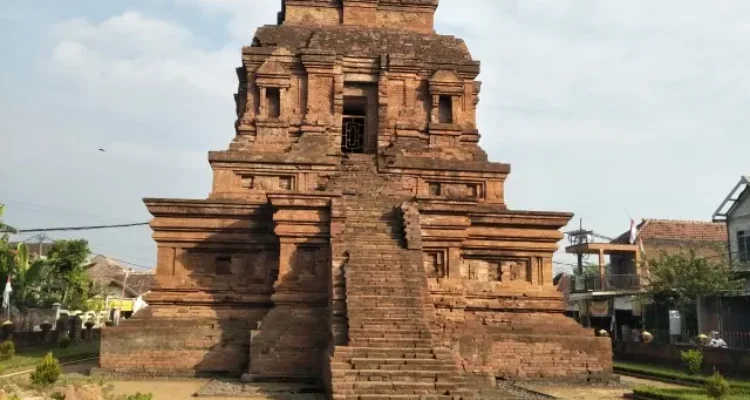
[
  {"xmin": 628, "ymin": 218, "xmax": 638, "ymax": 244},
  {"xmin": 2, "ymin": 276, "xmax": 11, "ymax": 310}
]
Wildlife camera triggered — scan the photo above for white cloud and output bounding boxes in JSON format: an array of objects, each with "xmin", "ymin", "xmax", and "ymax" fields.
[{"xmin": 4, "ymin": 0, "xmax": 750, "ymax": 268}]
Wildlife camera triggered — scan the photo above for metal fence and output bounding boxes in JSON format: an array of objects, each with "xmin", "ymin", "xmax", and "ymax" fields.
[
  {"xmin": 572, "ymin": 274, "xmax": 641, "ymax": 293},
  {"xmin": 617, "ymin": 326, "xmax": 750, "ymax": 349}
]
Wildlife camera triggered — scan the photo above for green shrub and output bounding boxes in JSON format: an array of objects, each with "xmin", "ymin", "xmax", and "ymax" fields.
[
  {"xmin": 50, "ymin": 392, "xmax": 66, "ymax": 400},
  {"xmin": 680, "ymin": 349, "xmax": 704, "ymax": 375},
  {"xmin": 118, "ymin": 393, "xmax": 153, "ymax": 400},
  {"xmin": 59, "ymin": 336, "xmax": 72, "ymax": 348},
  {"xmin": 30, "ymin": 352, "xmax": 61, "ymax": 385},
  {"xmin": 0, "ymin": 340, "xmax": 15, "ymax": 361},
  {"xmin": 707, "ymin": 370, "xmax": 730, "ymax": 399}
]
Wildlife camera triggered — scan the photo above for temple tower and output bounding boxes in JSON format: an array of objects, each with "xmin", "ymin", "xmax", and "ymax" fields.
[{"xmin": 100, "ymin": 0, "xmax": 613, "ymax": 395}]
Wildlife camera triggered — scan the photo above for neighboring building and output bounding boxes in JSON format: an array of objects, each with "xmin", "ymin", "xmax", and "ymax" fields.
[
  {"xmin": 564, "ymin": 219, "xmax": 727, "ymax": 339},
  {"xmin": 8, "ymin": 240, "xmax": 54, "ymax": 259},
  {"xmin": 85, "ymin": 255, "xmax": 155, "ymax": 320},
  {"xmin": 705, "ymin": 175, "xmax": 750, "ymax": 335},
  {"xmin": 713, "ymin": 175, "xmax": 750, "ymax": 282}
]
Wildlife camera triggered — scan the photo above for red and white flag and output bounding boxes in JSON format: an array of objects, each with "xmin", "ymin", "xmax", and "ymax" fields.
[
  {"xmin": 628, "ymin": 218, "xmax": 638, "ymax": 244},
  {"xmin": 2, "ymin": 276, "xmax": 11, "ymax": 310}
]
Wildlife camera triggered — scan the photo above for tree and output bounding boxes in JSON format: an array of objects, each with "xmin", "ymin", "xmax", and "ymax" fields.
[
  {"xmin": 0, "ymin": 205, "xmax": 16, "ymax": 281},
  {"xmin": 44, "ymin": 239, "xmax": 95, "ymax": 309},
  {"xmin": 643, "ymin": 249, "xmax": 743, "ymax": 330},
  {"xmin": 13, "ymin": 243, "xmax": 50, "ymax": 309}
]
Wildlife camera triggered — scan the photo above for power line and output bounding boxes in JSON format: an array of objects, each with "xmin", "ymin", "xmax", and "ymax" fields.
[
  {"xmin": 1, "ymin": 198, "xmax": 137, "ymax": 225},
  {"xmin": 94, "ymin": 254, "xmax": 153, "ymax": 271},
  {"xmin": 15, "ymin": 222, "xmax": 149, "ymax": 233}
]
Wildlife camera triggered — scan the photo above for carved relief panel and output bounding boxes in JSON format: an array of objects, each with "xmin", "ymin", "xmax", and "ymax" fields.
[
  {"xmin": 240, "ymin": 174, "xmax": 295, "ymax": 191},
  {"xmin": 426, "ymin": 181, "xmax": 484, "ymax": 200},
  {"xmin": 290, "ymin": 246, "xmax": 328, "ymax": 288},
  {"xmin": 460, "ymin": 258, "xmax": 533, "ymax": 284}
]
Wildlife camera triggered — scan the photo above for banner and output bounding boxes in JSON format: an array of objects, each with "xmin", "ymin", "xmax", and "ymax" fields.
[
  {"xmin": 107, "ymin": 299, "xmax": 134, "ymax": 312},
  {"xmin": 588, "ymin": 299, "xmax": 611, "ymax": 317}
]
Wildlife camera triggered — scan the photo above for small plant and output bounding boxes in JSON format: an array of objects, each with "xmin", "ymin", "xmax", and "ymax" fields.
[
  {"xmin": 117, "ymin": 393, "xmax": 153, "ymax": 400},
  {"xmin": 30, "ymin": 352, "xmax": 61, "ymax": 385},
  {"xmin": 50, "ymin": 392, "xmax": 66, "ymax": 400},
  {"xmin": 681, "ymin": 349, "xmax": 703, "ymax": 375},
  {"xmin": 105, "ymin": 320, "xmax": 115, "ymax": 327},
  {"xmin": 59, "ymin": 336, "xmax": 72, "ymax": 348},
  {"xmin": 706, "ymin": 369, "xmax": 730, "ymax": 399},
  {"xmin": 0, "ymin": 340, "xmax": 15, "ymax": 361}
]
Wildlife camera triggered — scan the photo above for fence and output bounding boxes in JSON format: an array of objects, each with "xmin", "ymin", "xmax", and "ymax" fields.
[
  {"xmin": 571, "ymin": 274, "xmax": 640, "ymax": 293},
  {"xmin": 617, "ymin": 325, "xmax": 750, "ymax": 349}
]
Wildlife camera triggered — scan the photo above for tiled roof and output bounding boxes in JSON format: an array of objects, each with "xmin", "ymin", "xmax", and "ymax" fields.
[
  {"xmin": 611, "ymin": 219, "xmax": 727, "ymax": 244},
  {"xmin": 85, "ymin": 255, "xmax": 155, "ymax": 296}
]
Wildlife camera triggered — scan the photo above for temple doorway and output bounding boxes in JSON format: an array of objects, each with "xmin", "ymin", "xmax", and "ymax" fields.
[{"xmin": 342, "ymin": 83, "xmax": 378, "ymax": 154}]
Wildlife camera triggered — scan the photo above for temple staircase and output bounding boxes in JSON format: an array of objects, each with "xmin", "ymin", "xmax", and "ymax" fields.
[{"xmin": 326, "ymin": 154, "xmax": 474, "ymax": 400}]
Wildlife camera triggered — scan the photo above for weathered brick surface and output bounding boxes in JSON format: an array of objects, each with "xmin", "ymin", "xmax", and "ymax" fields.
[
  {"xmin": 100, "ymin": 307, "xmax": 267, "ymax": 375},
  {"xmin": 99, "ymin": 0, "xmax": 612, "ymax": 393}
]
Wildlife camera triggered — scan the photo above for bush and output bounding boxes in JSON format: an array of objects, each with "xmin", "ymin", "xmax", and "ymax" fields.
[
  {"xmin": 707, "ymin": 370, "xmax": 730, "ymax": 399},
  {"xmin": 115, "ymin": 393, "xmax": 153, "ymax": 400},
  {"xmin": 681, "ymin": 349, "xmax": 703, "ymax": 375},
  {"xmin": 30, "ymin": 352, "xmax": 61, "ymax": 385},
  {"xmin": 0, "ymin": 340, "xmax": 15, "ymax": 361},
  {"xmin": 59, "ymin": 336, "xmax": 72, "ymax": 349}
]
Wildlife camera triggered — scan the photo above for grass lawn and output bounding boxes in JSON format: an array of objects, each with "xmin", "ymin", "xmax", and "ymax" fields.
[
  {"xmin": 633, "ymin": 386, "xmax": 749, "ymax": 400},
  {"xmin": 614, "ymin": 361, "xmax": 750, "ymax": 389},
  {"xmin": 0, "ymin": 340, "xmax": 100, "ymax": 375},
  {"xmin": 616, "ymin": 361, "xmax": 750, "ymax": 399}
]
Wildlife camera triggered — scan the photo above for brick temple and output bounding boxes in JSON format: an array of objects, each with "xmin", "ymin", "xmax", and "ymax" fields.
[{"xmin": 100, "ymin": 0, "xmax": 612, "ymax": 397}]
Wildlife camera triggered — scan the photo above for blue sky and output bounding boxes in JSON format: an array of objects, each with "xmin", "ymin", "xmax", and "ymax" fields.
[{"xmin": 1, "ymin": 0, "xmax": 749, "ymax": 272}]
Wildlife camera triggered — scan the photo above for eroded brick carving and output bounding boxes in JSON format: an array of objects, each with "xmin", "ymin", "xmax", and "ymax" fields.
[{"xmin": 100, "ymin": 0, "xmax": 612, "ymax": 393}]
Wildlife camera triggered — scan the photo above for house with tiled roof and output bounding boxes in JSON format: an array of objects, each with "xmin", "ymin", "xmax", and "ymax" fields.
[
  {"xmin": 85, "ymin": 255, "xmax": 156, "ymax": 321},
  {"xmin": 713, "ymin": 175, "xmax": 750, "ymax": 275},
  {"xmin": 564, "ymin": 218, "xmax": 728, "ymax": 340},
  {"xmin": 611, "ymin": 219, "xmax": 727, "ymax": 260}
]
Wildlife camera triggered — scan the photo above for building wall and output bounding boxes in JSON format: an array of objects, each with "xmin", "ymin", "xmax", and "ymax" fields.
[{"xmin": 728, "ymin": 192, "xmax": 750, "ymax": 267}]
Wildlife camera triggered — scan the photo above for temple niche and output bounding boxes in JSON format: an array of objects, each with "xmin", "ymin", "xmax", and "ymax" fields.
[{"xmin": 99, "ymin": 0, "xmax": 613, "ymax": 397}]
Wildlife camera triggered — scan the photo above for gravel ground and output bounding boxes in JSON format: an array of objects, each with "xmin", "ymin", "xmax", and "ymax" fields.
[{"xmin": 196, "ymin": 380, "xmax": 325, "ymax": 400}]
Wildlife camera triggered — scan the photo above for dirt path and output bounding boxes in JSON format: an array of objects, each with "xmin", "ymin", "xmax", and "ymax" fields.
[{"xmin": 524, "ymin": 375, "xmax": 686, "ymax": 400}]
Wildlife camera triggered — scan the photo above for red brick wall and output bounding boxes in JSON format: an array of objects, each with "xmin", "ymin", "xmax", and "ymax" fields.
[
  {"xmin": 100, "ymin": 306, "xmax": 267, "ymax": 376},
  {"xmin": 433, "ymin": 309, "xmax": 613, "ymax": 380}
]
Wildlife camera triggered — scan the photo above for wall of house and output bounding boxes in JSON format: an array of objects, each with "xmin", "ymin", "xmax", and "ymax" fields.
[{"xmin": 728, "ymin": 192, "xmax": 750, "ymax": 274}]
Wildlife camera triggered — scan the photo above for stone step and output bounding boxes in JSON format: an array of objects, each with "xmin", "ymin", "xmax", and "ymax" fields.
[
  {"xmin": 333, "ymin": 347, "xmax": 438, "ymax": 360},
  {"xmin": 349, "ymin": 338, "xmax": 433, "ymax": 348},
  {"xmin": 348, "ymin": 358, "xmax": 455, "ymax": 370},
  {"xmin": 332, "ymin": 381, "xmax": 459, "ymax": 395},
  {"xmin": 348, "ymin": 331, "xmax": 431, "ymax": 340},
  {"xmin": 346, "ymin": 289, "xmax": 426, "ymax": 297},
  {"xmin": 348, "ymin": 318, "xmax": 429, "ymax": 326},
  {"xmin": 333, "ymin": 369, "xmax": 456, "ymax": 382}
]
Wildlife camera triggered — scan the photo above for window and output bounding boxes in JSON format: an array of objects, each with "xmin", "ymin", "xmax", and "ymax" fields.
[
  {"xmin": 438, "ymin": 95, "xmax": 453, "ymax": 123},
  {"xmin": 739, "ymin": 231, "xmax": 750, "ymax": 263},
  {"xmin": 266, "ymin": 88, "xmax": 280, "ymax": 118},
  {"xmin": 216, "ymin": 256, "xmax": 232, "ymax": 275},
  {"xmin": 342, "ymin": 96, "xmax": 367, "ymax": 153}
]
